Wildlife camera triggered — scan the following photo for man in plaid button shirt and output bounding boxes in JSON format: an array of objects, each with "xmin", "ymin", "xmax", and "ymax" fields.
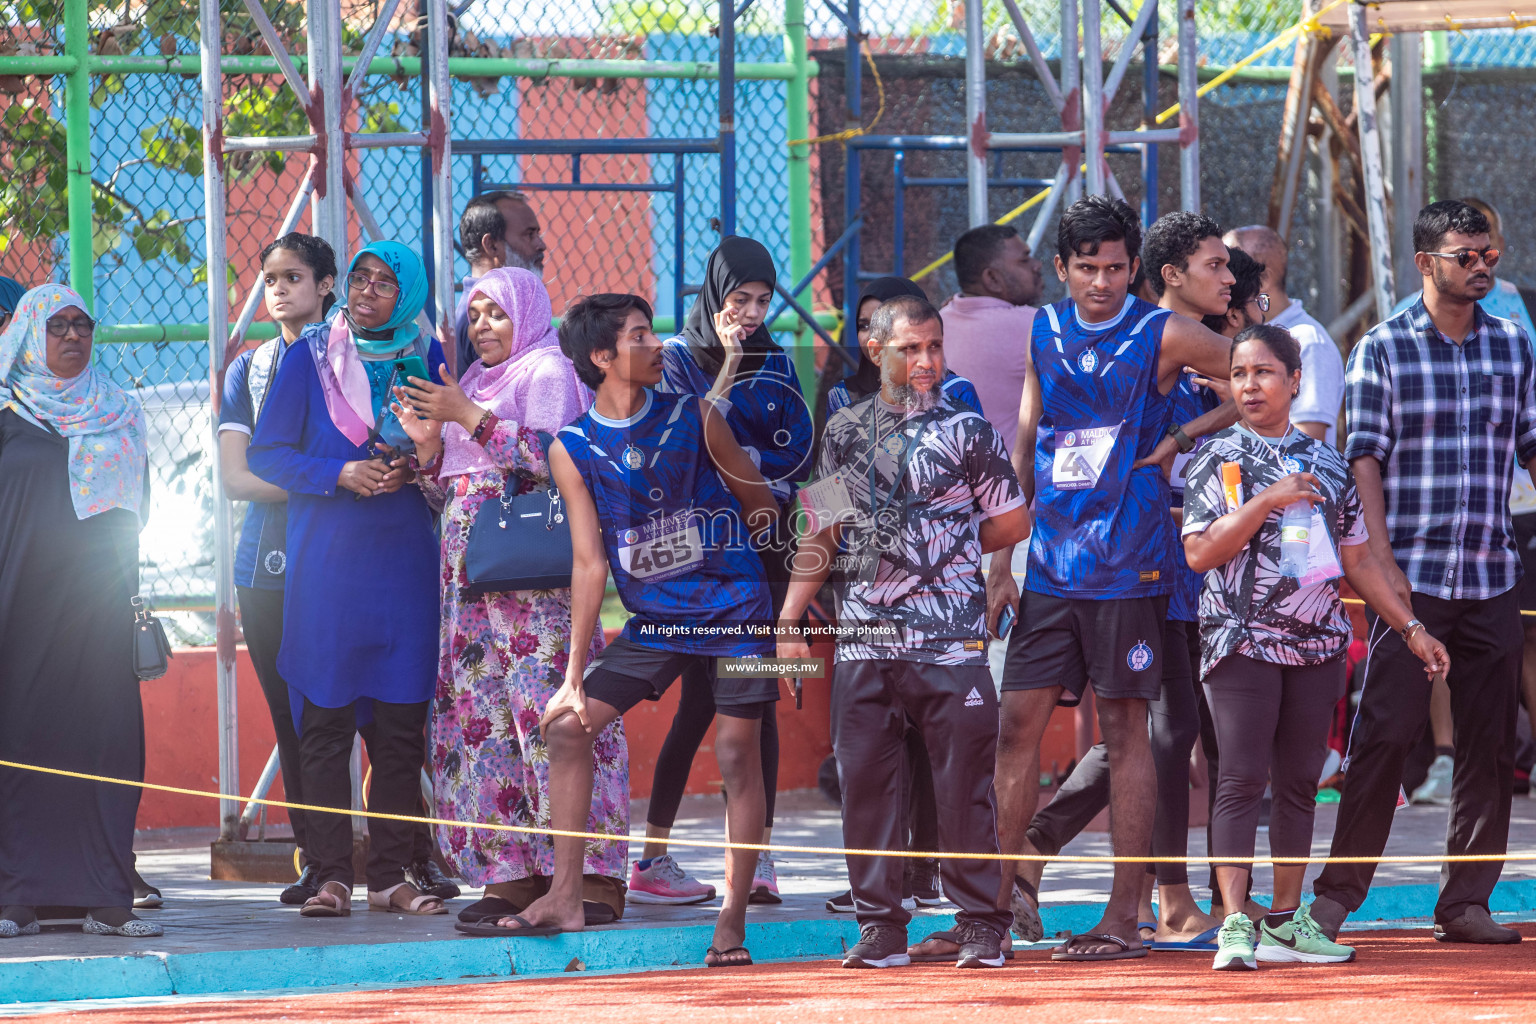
[{"xmin": 1310, "ymin": 201, "xmax": 1536, "ymax": 946}]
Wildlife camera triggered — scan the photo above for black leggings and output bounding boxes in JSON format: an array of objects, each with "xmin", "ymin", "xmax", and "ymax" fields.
[
  {"xmin": 1204, "ymin": 653, "xmax": 1342, "ymax": 866},
  {"xmin": 646, "ymin": 663, "xmax": 780, "ymax": 829},
  {"xmin": 237, "ymin": 585, "xmax": 312, "ymax": 861},
  {"xmin": 646, "ymin": 534, "xmax": 794, "ymax": 833}
]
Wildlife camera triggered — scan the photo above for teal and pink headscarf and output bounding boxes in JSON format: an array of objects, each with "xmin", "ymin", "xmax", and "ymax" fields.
[
  {"xmin": 309, "ymin": 240, "xmax": 431, "ymax": 446},
  {"xmin": 0, "ymin": 284, "xmax": 147, "ymax": 521}
]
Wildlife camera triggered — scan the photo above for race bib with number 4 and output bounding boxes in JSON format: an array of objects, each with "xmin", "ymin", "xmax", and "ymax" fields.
[
  {"xmin": 1052, "ymin": 424, "xmax": 1121, "ymax": 491},
  {"xmin": 617, "ymin": 510, "xmax": 705, "ymax": 581}
]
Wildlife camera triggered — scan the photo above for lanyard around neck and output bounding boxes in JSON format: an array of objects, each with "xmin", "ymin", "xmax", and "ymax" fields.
[{"xmin": 865, "ymin": 401, "xmax": 936, "ymax": 526}]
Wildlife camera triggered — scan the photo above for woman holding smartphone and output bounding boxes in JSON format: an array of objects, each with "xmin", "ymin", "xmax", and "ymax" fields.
[
  {"xmin": 392, "ymin": 267, "xmax": 631, "ymax": 927},
  {"xmin": 248, "ymin": 240, "xmax": 446, "ymax": 919},
  {"xmin": 1181, "ymin": 324, "xmax": 1450, "ymax": 972}
]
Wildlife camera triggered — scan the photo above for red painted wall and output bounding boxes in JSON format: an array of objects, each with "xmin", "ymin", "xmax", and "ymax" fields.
[{"xmin": 137, "ymin": 633, "xmax": 1081, "ymax": 831}]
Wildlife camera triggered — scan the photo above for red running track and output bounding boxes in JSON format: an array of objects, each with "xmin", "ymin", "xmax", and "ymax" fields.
[{"xmin": 32, "ymin": 925, "xmax": 1536, "ymax": 1024}]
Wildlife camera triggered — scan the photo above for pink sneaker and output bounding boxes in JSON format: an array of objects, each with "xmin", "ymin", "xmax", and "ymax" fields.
[
  {"xmin": 749, "ymin": 851, "xmax": 782, "ymax": 904},
  {"xmin": 627, "ymin": 855, "xmax": 717, "ymax": 905}
]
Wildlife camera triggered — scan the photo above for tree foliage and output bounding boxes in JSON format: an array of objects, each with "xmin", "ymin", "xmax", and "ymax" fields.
[{"xmin": 0, "ymin": 0, "xmax": 406, "ymax": 272}]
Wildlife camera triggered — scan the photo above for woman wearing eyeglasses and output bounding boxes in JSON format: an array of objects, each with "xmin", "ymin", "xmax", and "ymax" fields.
[
  {"xmin": 0, "ymin": 286, "xmax": 158, "ymax": 938},
  {"xmin": 248, "ymin": 241, "xmax": 447, "ymax": 919}
]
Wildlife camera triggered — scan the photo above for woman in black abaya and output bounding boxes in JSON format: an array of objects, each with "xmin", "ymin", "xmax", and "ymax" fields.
[{"xmin": 0, "ymin": 284, "xmax": 159, "ymax": 938}]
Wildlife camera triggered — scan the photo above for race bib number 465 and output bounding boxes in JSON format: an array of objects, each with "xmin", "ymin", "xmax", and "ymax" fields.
[{"xmin": 617, "ymin": 510, "xmax": 705, "ymax": 581}]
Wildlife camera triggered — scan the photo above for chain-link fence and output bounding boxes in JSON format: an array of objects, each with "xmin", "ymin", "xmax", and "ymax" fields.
[
  {"xmin": 805, "ymin": 2, "xmax": 1536, "ymax": 333},
  {"xmin": 6, "ymin": 0, "xmax": 1536, "ymax": 643},
  {"xmin": 2, "ymin": 0, "xmax": 811, "ymax": 644}
]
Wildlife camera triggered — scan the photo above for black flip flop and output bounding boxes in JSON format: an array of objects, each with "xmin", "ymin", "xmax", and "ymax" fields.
[
  {"xmin": 1050, "ymin": 933, "xmax": 1148, "ymax": 962},
  {"xmin": 457, "ymin": 895, "xmax": 521, "ymax": 924},
  {"xmin": 705, "ymin": 945, "xmax": 754, "ymax": 967},
  {"xmin": 454, "ymin": 913, "xmax": 561, "ymax": 938},
  {"xmin": 1011, "ymin": 875, "xmax": 1044, "ymax": 942}
]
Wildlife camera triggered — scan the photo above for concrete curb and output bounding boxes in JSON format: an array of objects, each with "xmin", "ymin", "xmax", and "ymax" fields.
[{"xmin": 4, "ymin": 878, "xmax": 1535, "ymax": 1005}]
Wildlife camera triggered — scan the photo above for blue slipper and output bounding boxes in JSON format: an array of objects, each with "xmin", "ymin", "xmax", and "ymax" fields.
[{"xmin": 1149, "ymin": 926, "xmax": 1220, "ymax": 952}]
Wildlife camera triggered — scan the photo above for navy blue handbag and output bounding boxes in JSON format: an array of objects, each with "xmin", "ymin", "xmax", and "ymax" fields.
[{"xmin": 464, "ymin": 432, "xmax": 572, "ymax": 593}]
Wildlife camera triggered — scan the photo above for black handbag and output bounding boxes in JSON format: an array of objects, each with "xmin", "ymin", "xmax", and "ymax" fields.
[
  {"xmin": 464, "ymin": 432, "xmax": 573, "ymax": 593},
  {"xmin": 133, "ymin": 596, "xmax": 174, "ymax": 681}
]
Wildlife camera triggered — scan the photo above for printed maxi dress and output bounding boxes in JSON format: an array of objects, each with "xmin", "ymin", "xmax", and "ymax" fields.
[{"xmin": 420, "ymin": 421, "xmax": 629, "ymax": 884}]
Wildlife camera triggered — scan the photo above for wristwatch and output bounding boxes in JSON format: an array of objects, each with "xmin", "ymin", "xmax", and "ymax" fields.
[
  {"xmin": 1166, "ymin": 423, "xmax": 1196, "ymax": 454},
  {"xmin": 1399, "ymin": 618, "xmax": 1425, "ymax": 640}
]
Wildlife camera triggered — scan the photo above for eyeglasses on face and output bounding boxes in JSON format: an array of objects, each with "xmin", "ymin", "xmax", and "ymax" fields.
[
  {"xmin": 1423, "ymin": 248, "xmax": 1501, "ymax": 270},
  {"xmin": 347, "ymin": 271, "xmax": 400, "ymax": 298},
  {"xmin": 1250, "ymin": 293, "xmax": 1271, "ymax": 313},
  {"xmin": 45, "ymin": 315, "xmax": 96, "ymax": 337}
]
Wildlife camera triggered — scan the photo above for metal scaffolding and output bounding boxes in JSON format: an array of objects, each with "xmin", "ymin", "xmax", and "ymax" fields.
[
  {"xmin": 1280, "ymin": 0, "xmax": 1536, "ymax": 331},
  {"xmin": 818, "ymin": 0, "xmax": 1203, "ymax": 335},
  {"xmin": 197, "ymin": 0, "xmax": 455, "ymax": 838}
]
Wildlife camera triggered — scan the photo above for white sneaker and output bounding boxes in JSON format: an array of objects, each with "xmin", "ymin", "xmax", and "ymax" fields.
[{"xmin": 1410, "ymin": 754, "xmax": 1454, "ymax": 806}]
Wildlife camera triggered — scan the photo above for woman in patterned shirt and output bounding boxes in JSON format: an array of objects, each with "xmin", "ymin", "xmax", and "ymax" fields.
[{"xmin": 1182, "ymin": 324, "xmax": 1450, "ymax": 972}]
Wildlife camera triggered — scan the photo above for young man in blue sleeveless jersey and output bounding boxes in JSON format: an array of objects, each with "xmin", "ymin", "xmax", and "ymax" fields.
[
  {"xmin": 987, "ymin": 196, "xmax": 1234, "ymax": 961},
  {"xmin": 779, "ymin": 296, "xmax": 1031, "ymax": 969},
  {"xmin": 1004, "ymin": 214, "xmax": 1248, "ymax": 949},
  {"xmin": 482, "ymin": 293, "xmax": 779, "ymax": 969}
]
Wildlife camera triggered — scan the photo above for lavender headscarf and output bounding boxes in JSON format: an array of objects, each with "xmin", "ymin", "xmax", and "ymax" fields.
[{"xmin": 440, "ymin": 267, "xmax": 591, "ymax": 478}]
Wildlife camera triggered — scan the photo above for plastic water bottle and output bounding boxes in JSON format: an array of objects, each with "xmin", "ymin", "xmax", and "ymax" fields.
[{"xmin": 1278, "ymin": 501, "xmax": 1310, "ymax": 578}]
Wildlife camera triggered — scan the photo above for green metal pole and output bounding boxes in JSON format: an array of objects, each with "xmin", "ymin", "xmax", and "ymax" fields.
[
  {"xmin": 1423, "ymin": 30, "xmax": 1448, "ymax": 201},
  {"xmin": 784, "ymin": 0, "xmax": 816, "ymax": 405},
  {"xmin": 0, "ymin": 53, "xmax": 812, "ymax": 80},
  {"xmin": 64, "ymin": 0, "xmax": 92, "ymax": 311}
]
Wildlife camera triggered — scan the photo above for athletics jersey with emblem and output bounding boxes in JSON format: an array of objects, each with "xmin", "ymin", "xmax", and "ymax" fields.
[
  {"xmin": 1167, "ymin": 368, "xmax": 1221, "ymax": 622},
  {"xmin": 559, "ymin": 390, "xmax": 772, "ymax": 656},
  {"xmin": 1027, "ymin": 294, "xmax": 1176, "ymax": 599},
  {"xmin": 659, "ymin": 337, "xmax": 813, "ymax": 508}
]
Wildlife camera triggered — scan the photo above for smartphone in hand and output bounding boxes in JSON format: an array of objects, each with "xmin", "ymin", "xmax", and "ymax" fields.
[{"xmin": 995, "ymin": 604, "xmax": 1017, "ymax": 640}]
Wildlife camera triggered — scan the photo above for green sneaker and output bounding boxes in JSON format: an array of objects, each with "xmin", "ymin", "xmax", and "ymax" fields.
[
  {"xmin": 1213, "ymin": 912, "xmax": 1257, "ymax": 971},
  {"xmin": 1256, "ymin": 905, "xmax": 1357, "ymax": 964}
]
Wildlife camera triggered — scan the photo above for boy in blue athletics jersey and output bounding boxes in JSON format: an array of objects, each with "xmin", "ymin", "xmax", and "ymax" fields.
[
  {"xmin": 472, "ymin": 293, "xmax": 780, "ymax": 969},
  {"xmin": 778, "ymin": 295, "xmax": 1031, "ymax": 969},
  {"xmin": 986, "ymin": 196, "xmax": 1234, "ymax": 962}
]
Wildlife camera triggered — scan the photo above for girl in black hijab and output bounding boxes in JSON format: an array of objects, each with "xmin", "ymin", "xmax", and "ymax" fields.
[{"xmin": 637, "ymin": 236, "xmax": 813, "ymax": 907}]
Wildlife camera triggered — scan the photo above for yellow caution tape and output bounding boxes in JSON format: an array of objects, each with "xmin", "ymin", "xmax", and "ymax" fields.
[
  {"xmin": 909, "ymin": 184, "xmax": 1056, "ymax": 283},
  {"xmin": 4, "ymin": 757, "xmax": 1533, "ymax": 866}
]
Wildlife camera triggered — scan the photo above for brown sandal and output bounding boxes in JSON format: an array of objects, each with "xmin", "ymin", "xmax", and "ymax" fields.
[
  {"xmin": 300, "ymin": 881, "xmax": 352, "ymax": 918},
  {"xmin": 368, "ymin": 882, "xmax": 446, "ymax": 916}
]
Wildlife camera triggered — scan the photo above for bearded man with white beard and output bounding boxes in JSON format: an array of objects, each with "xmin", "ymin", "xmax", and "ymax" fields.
[{"xmin": 451, "ymin": 190, "xmax": 549, "ymax": 373}]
